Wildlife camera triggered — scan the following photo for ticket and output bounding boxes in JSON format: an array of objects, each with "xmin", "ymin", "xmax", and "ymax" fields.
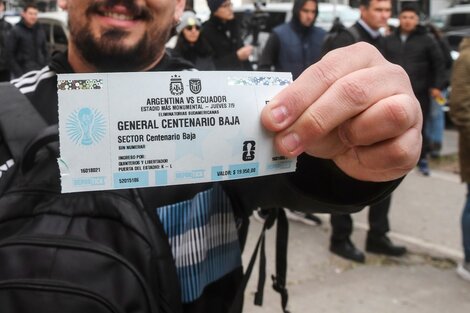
[{"xmin": 57, "ymin": 71, "xmax": 296, "ymax": 193}]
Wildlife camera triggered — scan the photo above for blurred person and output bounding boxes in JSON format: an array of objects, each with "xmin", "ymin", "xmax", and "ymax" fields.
[
  {"xmin": 426, "ymin": 23, "xmax": 453, "ymax": 159},
  {"xmin": 384, "ymin": 5, "xmax": 445, "ymax": 176},
  {"xmin": 6, "ymin": 3, "xmax": 48, "ymax": 78},
  {"xmin": 201, "ymin": 0, "xmax": 253, "ymax": 70},
  {"xmin": 1, "ymin": 0, "xmax": 423, "ymax": 311},
  {"xmin": 0, "ymin": 0, "xmax": 12, "ymax": 81},
  {"xmin": 170, "ymin": 10, "xmax": 215, "ymax": 70},
  {"xmin": 321, "ymin": 0, "xmax": 391, "ymax": 53},
  {"xmin": 449, "ymin": 34, "xmax": 470, "ymax": 283},
  {"xmin": 258, "ymin": 0, "xmax": 326, "ymax": 80},
  {"xmin": 255, "ymin": 0, "xmax": 326, "ymax": 226},
  {"xmin": 322, "ymin": 0, "xmax": 407, "ymax": 263}
]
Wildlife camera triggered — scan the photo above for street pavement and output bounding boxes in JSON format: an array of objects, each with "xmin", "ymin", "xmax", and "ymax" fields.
[{"xmin": 243, "ymin": 129, "xmax": 470, "ymax": 313}]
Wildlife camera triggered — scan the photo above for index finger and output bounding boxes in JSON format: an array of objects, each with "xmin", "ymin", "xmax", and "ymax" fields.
[{"xmin": 261, "ymin": 42, "xmax": 387, "ymax": 132}]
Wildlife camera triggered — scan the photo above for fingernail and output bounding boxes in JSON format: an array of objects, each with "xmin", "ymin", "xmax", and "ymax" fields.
[
  {"xmin": 282, "ymin": 132, "xmax": 300, "ymax": 152},
  {"xmin": 271, "ymin": 105, "xmax": 288, "ymax": 124}
]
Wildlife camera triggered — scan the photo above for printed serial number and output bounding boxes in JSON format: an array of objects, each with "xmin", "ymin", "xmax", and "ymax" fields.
[{"xmin": 119, "ymin": 178, "xmax": 140, "ymax": 184}]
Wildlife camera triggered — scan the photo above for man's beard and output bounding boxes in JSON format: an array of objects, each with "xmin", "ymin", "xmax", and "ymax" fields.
[
  {"xmin": 71, "ymin": 26, "xmax": 169, "ymax": 72},
  {"xmin": 69, "ymin": 0, "xmax": 171, "ymax": 72}
]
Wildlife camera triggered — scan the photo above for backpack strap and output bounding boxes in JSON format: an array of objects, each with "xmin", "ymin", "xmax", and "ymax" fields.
[
  {"xmin": 347, "ymin": 25, "xmax": 361, "ymax": 43},
  {"xmin": 321, "ymin": 22, "xmax": 361, "ymax": 56},
  {"xmin": 22, "ymin": 124, "xmax": 59, "ymax": 173},
  {"xmin": 229, "ymin": 208, "xmax": 290, "ymax": 313},
  {"xmin": 271, "ymin": 208, "xmax": 290, "ymax": 313},
  {"xmin": 0, "ymin": 82, "xmax": 48, "ymax": 162}
]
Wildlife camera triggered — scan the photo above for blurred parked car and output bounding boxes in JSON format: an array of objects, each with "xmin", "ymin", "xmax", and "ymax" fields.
[
  {"xmin": 37, "ymin": 11, "xmax": 69, "ymax": 55},
  {"xmin": 430, "ymin": 4, "xmax": 470, "ymax": 32},
  {"xmin": 431, "ymin": 4, "xmax": 470, "ymax": 52},
  {"xmin": 315, "ymin": 3, "xmax": 360, "ymax": 30}
]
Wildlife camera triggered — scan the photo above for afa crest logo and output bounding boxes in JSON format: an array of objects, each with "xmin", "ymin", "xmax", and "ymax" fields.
[
  {"xmin": 170, "ymin": 75, "xmax": 184, "ymax": 95},
  {"xmin": 66, "ymin": 107, "xmax": 106, "ymax": 146}
]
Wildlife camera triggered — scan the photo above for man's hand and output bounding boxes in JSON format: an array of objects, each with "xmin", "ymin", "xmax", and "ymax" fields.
[
  {"xmin": 261, "ymin": 42, "xmax": 422, "ymax": 182},
  {"xmin": 236, "ymin": 45, "xmax": 253, "ymax": 61}
]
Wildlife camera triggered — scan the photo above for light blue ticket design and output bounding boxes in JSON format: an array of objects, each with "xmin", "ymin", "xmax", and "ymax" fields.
[{"xmin": 57, "ymin": 71, "xmax": 295, "ymax": 193}]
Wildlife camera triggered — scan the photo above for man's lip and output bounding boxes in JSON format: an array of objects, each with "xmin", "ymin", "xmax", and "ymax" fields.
[
  {"xmin": 99, "ymin": 5, "xmax": 137, "ymax": 19},
  {"xmin": 94, "ymin": 5, "xmax": 142, "ymax": 28},
  {"xmin": 103, "ymin": 11, "xmax": 135, "ymax": 21},
  {"xmin": 96, "ymin": 14, "xmax": 140, "ymax": 29},
  {"xmin": 105, "ymin": 5, "xmax": 131, "ymax": 15}
]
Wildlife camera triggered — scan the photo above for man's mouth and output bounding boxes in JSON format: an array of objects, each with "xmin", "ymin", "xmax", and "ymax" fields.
[
  {"xmin": 88, "ymin": 1, "xmax": 152, "ymax": 23},
  {"xmin": 102, "ymin": 11, "xmax": 136, "ymax": 21}
]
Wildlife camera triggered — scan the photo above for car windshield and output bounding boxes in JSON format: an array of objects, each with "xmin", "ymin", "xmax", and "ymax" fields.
[
  {"xmin": 449, "ymin": 13, "xmax": 470, "ymax": 27},
  {"xmin": 317, "ymin": 11, "xmax": 334, "ymax": 23},
  {"xmin": 430, "ymin": 9, "xmax": 470, "ymax": 30},
  {"xmin": 320, "ymin": 11, "xmax": 358, "ymax": 22},
  {"xmin": 339, "ymin": 9, "xmax": 360, "ymax": 22}
]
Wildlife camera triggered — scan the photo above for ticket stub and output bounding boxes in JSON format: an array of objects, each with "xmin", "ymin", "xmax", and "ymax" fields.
[{"xmin": 57, "ymin": 71, "xmax": 295, "ymax": 193}]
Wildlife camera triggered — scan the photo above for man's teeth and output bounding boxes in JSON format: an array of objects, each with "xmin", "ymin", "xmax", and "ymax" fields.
[{"xmin": 104, "ymin": 12, "xmax": 134, "ymax": 21}]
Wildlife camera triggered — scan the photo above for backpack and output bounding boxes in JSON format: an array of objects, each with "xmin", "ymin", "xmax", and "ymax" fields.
[
  {"xmin": 321, "ymin": 19, "xmax": 361, "ymax": 55},
  {"xmin": 0, "ymin": 82, "xmax": 182, "ymax": 313}
]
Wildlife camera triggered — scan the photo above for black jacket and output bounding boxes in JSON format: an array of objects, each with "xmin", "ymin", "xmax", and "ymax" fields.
[
  {"xmin": 4, "ymin": 51, "xmax": 401, "ymax": 313},
  {"xmin": 322, "ymin": 21, "xmax": 385, "ymax": 54},
  {"xmin": 258, "ymin": 20, "xmax": 326, "ymax": 80},
  {"xmin": 384, "ymin": 25, "xmax": 445, "ymax": 97},
  {"xmin": 259, "ymin": 0, "xmax": 326, "ymax": 79},
  {"xmin": 200, "ymin": 15, "xmax": 251, "ymax": 71},
  {"xmin": 0, "ymin": 17, "xmax": 12, "ymax": 70},
  {"xmin": 170, "ymin": 34, "xmax": 216, "ymax": 71},
  {"xmin": 6, "ymin": 19, "xmax": 48, "ymax": 78}
]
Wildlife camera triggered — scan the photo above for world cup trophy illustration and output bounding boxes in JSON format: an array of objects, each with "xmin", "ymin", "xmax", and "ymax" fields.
[
  {"xmin": 66, "ymin": 107, "xmax": 106, "ymax": 146},
  {"xmin": 78, "ymin": 108, "xmax": 94, "ymax": 146}
]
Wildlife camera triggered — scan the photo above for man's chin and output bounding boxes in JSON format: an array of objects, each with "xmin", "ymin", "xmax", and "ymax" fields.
[
  {"xmin": 96, "ymin": 42, "xmax": 138, "ymax": 57},
  {"xmin": 77, "ymin": 40, "xmax": 157, "ymax": 72},
  {"xmin": 98, "ymin": 29, "xmax": 137, "ymax": 47},
  {"xmin": 72, "ymin": 24, "xmax": 169, "ymax": 72}
]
